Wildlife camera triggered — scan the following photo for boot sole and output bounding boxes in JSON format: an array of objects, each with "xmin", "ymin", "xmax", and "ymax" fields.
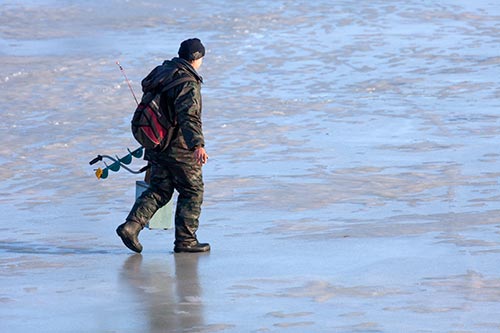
[{"xmin": 174, "ymin": 244, "xmax": 211, "ymax": 253}]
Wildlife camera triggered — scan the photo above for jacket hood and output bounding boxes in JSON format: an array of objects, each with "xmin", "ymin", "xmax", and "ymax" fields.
[
  {"xmin": 141, "ymin": 57, "xmax": 202, "ymax": 92},
  {"xmin": 167, "ymin": 57, "xmax": 203, "ymax": 83}
]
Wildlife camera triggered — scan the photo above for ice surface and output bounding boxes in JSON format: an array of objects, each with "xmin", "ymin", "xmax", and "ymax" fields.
[{"xmin": 1, "ymin": 0, "xmax": 500, "ymax": 332}]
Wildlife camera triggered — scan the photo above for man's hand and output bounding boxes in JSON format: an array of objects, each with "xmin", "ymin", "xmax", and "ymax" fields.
[{"xmin": 194, "ymin": 147, "xmax": 209, "ymax": 165}]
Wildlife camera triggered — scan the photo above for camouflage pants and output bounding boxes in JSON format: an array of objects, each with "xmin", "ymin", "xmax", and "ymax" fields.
[{"xmin": 126, "ymin": 160, "xmax": 204, "ymax": 246}]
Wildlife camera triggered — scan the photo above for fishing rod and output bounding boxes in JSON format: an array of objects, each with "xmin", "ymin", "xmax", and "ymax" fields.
[{"xmin": 116, "ymin": 61, "xmax": 139, "ymax": 105}]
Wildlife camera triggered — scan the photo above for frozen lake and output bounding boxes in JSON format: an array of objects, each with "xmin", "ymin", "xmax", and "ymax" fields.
[{"xmin": 1, "ymin": 0, "xmax": 500, "ymax": 332}]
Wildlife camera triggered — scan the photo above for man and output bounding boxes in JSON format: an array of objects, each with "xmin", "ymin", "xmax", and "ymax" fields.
[{"xmin": 116, "ymin": 38, "xmax": 210, "ymax": 254}]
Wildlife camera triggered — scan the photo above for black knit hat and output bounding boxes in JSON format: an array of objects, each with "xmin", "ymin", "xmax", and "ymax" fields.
[{"xmin": 178, "ymin": 38, "xmax": 205, "ymax": 61}]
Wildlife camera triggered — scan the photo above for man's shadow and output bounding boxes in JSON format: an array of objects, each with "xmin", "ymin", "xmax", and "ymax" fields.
[{"xmin": 121, "ymin": 253, "xmax": 206, "ymax": 332}]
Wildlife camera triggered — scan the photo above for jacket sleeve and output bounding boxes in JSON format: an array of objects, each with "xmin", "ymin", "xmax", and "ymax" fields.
[{"xmin": 174, "ymin": 81, "xmax": 204, "ymax": 150}]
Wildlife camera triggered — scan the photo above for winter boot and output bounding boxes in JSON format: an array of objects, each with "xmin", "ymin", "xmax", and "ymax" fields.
[
  {"xmin": 174, "ymin": 241, "xmax": 210, "ymax": 253},
  {"xmin": 116, "ymin": 220, "xmax": 143, "ymax": 253}
]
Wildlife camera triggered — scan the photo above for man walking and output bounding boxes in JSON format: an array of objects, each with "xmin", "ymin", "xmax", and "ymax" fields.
[{"xmin": 117, "ymin": 38, "xmax": 210, "ymax": 254}]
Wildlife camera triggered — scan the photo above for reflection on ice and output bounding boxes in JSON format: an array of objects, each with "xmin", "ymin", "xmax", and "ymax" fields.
[{"xmin": 120, "ymin": 254, "xmax": 208, "ymax": 332}]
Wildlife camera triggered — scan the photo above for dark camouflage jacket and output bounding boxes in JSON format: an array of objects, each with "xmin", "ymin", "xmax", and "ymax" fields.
[{"xmin": 142, "ymin": 57, "xmax": 204, "ymax": 163}]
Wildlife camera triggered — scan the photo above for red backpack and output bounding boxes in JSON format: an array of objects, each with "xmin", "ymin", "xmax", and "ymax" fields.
[{"xmin": 131, "ymin": 76, "xmax": 194, "ymax": 151}]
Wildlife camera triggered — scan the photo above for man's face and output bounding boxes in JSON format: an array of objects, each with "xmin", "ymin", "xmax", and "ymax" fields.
[{"xmin": 192, "ymin": 57, "xmax": 203, "ymax": 70}]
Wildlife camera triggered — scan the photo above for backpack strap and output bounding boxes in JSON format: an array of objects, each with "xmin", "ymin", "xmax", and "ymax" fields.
[{"xmin": 160, "ymin": 76, "xmax": 197, "ymax": 93}]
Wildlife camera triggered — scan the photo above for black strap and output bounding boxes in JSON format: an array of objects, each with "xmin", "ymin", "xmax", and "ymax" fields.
[{"xmin": 160, "ymin": 76, "xmax": 196, "ymax": 94}]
